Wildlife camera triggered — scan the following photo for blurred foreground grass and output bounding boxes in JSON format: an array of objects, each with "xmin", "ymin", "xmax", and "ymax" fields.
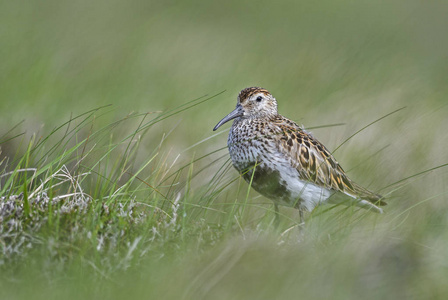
[
  {"xmin": 1, "ymin": 0, "xmax": 448, "ymax": 299},
  {"xmin": 2, "ymin": 101, "xmax": 447, "ymax": 300}
]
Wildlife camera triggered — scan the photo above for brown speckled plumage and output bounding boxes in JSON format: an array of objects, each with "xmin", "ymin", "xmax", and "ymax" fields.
[{"xmin": 213, "ymin": 87, "xmax": 385, "ymax": 216}]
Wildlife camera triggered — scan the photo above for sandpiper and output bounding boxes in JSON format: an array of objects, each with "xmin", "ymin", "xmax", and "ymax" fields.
[{"xmin": 213, "ymin": 87, "xmax": 385, "ymax": 224}]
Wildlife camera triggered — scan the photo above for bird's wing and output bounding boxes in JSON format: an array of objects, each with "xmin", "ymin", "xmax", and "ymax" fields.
[{"xmin": 270, "ymin": 117, "xmax": 384, "ymax": 204}]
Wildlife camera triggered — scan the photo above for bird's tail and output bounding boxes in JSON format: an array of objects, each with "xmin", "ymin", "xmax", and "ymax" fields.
[
  {"xmin": 330, "ymin": 182, "xmax": 386, "ymax": 213},
  {"xmin": 351, "ymin": 182, "xmax": 386, "ymax": 213}
]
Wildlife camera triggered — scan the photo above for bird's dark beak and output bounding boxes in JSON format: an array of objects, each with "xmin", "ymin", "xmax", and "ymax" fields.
[{"xmin": 213, "ymin": 105, "xmax": 243, "ymax": 131}]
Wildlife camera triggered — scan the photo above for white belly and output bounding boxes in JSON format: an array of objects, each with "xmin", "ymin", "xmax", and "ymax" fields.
[{"xmin": 273, "ymin": 163, "xmax": 334, "ymax": 211}]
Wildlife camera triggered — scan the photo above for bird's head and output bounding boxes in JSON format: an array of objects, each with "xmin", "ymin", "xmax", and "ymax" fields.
[{"xmin": 213, "ymin": 87, "xmax": 278, "ymax": 131}]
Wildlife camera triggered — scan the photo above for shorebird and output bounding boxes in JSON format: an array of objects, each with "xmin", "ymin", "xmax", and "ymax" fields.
[{"xmin": 213, "ymin": 87, "xmax": 385, "ymax": 225}]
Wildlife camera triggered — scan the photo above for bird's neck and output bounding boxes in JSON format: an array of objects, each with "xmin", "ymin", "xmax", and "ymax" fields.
[{"xmin": 240, "ymin": 112, "xmax": 279, "ymax": 122}]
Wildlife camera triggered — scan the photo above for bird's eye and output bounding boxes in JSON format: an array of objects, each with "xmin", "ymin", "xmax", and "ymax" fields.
[{"xmin": 256, "ymin": 96, "xmax": 263, "ymax": 102}]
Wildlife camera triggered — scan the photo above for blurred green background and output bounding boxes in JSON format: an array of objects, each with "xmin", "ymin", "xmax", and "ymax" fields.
[
  {"xmin": 1, "ymin": 0, "xmax": 448, "ymax": 299},
  {"xmin": 2, "ymin": 0, "xmax": 447, "ymax": 125}
]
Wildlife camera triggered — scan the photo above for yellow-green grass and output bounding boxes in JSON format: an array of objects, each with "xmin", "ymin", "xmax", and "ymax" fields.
[{"xmin": 1, "ymin": 0, "xmax": 448, "ymax": 299}]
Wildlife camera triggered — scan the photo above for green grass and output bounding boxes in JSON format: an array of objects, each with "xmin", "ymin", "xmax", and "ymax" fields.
[{"xmin": 1, "ymin": 0, "xmax": 448, "ymax": 299}]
